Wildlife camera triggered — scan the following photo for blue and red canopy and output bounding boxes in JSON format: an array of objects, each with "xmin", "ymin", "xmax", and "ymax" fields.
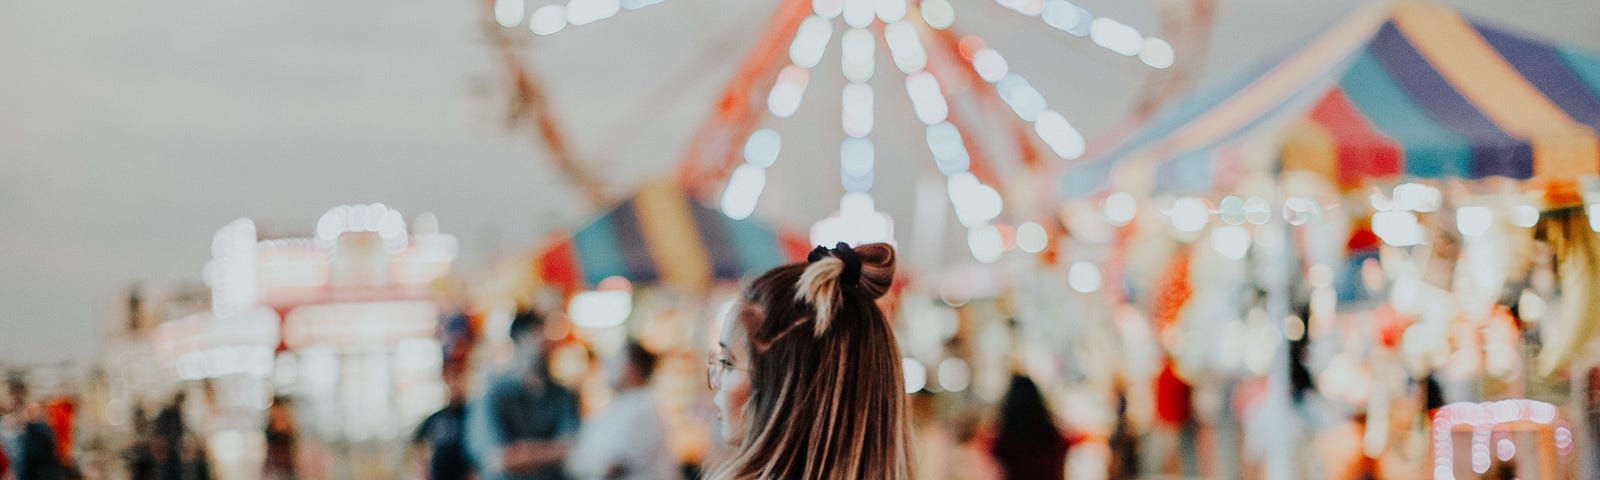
[{"xmin": 1061, "ymin": 2, "xmax": 1600, "ymax": 197}]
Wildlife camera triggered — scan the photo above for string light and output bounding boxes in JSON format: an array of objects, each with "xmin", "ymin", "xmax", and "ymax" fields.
[
  {"xmin": 967, "ymin": 226, "xmax": 1005, "ymax": 264},
  {"xmin": 1103, "ymin": 192, "xmax": 1137, "ymax": 225},
  {"xmin": 1016, "ymin": 222, "xmax": 1048, "ymax": 253},
  {"xmin": 1169, "ymin": 197, "xmax": 1209, "ymax": 233}
]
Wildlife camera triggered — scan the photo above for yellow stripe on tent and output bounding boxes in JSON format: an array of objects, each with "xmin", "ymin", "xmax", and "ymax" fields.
[
  {"xmin": 1393, "ymin": 2, "xmax": 1599, "ymax": 179},
  {"xmin": 633, "ymin": 181, "xmax": 714, "ymax": 292},
  {"xmin": 1280, "ymin": 119, "xmax": 1339, "ymax": 184}
]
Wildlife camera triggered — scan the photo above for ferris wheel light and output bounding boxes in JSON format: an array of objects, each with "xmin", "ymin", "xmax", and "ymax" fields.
[
  {"xmin": 996, "ymin": 0, "xmax": 1045, "ymax": 16},
  {"xmin": 842, "ymin": 83, "xmax": 875, "ymax": 137},
  {"xmin": 566, "ymin": 0, "xmax": 621, "ymax": 26},
  {"xmin": 529, "ymin": 5, "xmax": 568, "ymax": 34},
  {"xmin": 1041, "ymin": 0, "xmax": 1087, "ymax": 35},
  {"xmin": 997, "ymin": 74, "xmax": 1047, "ymax": 121},
  {"xmin": 1090, "ymin": 18, "xmax": 1143, "ymax": 56},
  {"xmin": 789, "ymin": 16, "xmax": 835, "ymax": 69},
  {"xmin": 972, "ymin": 49, "xmax": 1009, "ymax": 83},
  {"xmin": 840, "ymin": 138, "xmax": 876, "ymax": 177},
  {"xmin": 920, "ymin": 0, "xmax": 956, "ymax": 29},
  {"xmin": 813, "ymin": 0, "xmax": 844, "ymax": 19},
  {"xmin": 905, "ymin": 72, "xmax": 949, "ymax": 125},
  {"xmin": 495, "ymin": 0, "xmax": 526, "ymax": 27},
  {"xmin": 842, "ymin": 28, "xmax": 877, "ymax": 82},
  {"xmin": 885, "ymin": 21, "xmax": 929, "ymax": 74},
  {"xmin": 767, "ymin": 65, "xmax": 810, "ymax": 118},
  {"xmin": 619, "ymin": 0, "xmax": 662, "ymax": 10},
  {"xmin": 1139, "ymin": 37, "xmax": 1176, "ymax": 69},
  {"xmin": 742, "ymin": 129, "xmax": 782, "ymax": 168},
  {"xmin": 874, "ymin": 0, "xmax": 906, "ymax": 23},
  {"xmin": 1034, "ymin": 110, "xmax": 1085, "ymax": 160},
  {"xmin": 720, "ymin": 165, "xmax": 767, "ymax": 220},
  {"xmin": 843, "ymin": 0, "xmax": 875, "ymax": 28},
  {"xmin": 926, "ymin": 122, "xmax": 970, "ymax": 175},
  {"xmin": 949, "ymin": 173, "xmax": 1004, "ymax": 228}
]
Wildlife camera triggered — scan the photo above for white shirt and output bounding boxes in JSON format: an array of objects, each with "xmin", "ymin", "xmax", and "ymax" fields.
[{"xmin": 566, "ymin": 390, "xmax": 677, "ymax": 480}]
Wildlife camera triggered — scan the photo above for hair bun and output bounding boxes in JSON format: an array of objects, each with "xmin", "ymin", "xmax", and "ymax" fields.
[
  {"xmin": 851, "ymin": 243, "xmax": 896, "ymax": 300},
  {"xmin": 794, "ymin": 243, "xmax": 897, "ymax": 337}
]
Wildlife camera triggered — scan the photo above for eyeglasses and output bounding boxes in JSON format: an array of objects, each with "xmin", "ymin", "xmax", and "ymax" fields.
[{"xmin": 706, "ymin": 350, "xmax": 746, "ymax": 391}]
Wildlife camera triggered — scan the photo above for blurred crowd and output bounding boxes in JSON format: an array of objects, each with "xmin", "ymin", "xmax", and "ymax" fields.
[{"xmin": 3, "ymin": 311, "xmax": 1133, "ymax": 480}]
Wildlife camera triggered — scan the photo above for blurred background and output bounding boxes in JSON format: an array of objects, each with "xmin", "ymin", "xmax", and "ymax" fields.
[{"xmin": 4, "ymin": 0, "xmax": 1600, "ymax": 478}]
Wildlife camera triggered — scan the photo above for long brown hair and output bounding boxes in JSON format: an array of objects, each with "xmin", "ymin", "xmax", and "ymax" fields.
[{"xmin": 709, "ymin": 243, "xmax": 913, "ymax": 480}]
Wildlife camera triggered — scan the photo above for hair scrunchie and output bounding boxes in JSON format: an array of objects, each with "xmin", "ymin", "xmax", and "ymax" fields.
[{"xmin": 807, "ymin": 242, "xmax": 862, "ymax": 286}]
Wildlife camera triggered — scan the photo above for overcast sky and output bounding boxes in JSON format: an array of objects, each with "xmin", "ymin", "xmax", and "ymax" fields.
[{"xmin": 2, "ymin": 0, "xmax": 1597, "ymax": 366}]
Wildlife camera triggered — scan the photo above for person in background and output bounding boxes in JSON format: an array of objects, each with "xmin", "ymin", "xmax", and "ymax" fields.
[
  {"xmin": 705, "ymin": 243, "xmax": 914, "ymax": 480},
  {"xmin": 153, "ymin": 392, "xmax": 210, "ymax": 480},
  {"xmin": 124, "ymin": 407, "xmax": 157, "ymax": 480},
  {"xmin": 467, "ymin": 310, "xmax": 580, "ymax": 480},
  {"xmin": 1, "ymin": 377, "xmax": 63, "ymax": 480},
  {"xmin": 262, "ymin": 397, "xmax": 297, "ymax": 480},
  {"xmin": 413, "ymin": 361, "xmax": 475, "ymax": 480},
  {"xmin": 990, "ymin": 375, "xmax": 1068, "ymax": 480},
  {"xmin": 565, "ymin": 340, "xmax": 675, "ymax": 480}
]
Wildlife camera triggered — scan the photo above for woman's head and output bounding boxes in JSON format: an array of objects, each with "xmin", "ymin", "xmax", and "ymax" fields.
[
  {"xmin": 996, "ymin": 375, "xmax": 1063, "ymax": 445},
  {"xmin": 709, "ymin": 242, "xmax": 911, "ymax": 480}
]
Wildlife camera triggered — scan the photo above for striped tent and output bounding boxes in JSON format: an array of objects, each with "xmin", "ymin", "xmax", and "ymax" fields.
[
  {"xmin": 1059, "ymin": 1, "xmax": 1600, "ymax": 198},
  {"xmin": 535, "ymin": 181, "xmax": 810, "ymax": 294}
]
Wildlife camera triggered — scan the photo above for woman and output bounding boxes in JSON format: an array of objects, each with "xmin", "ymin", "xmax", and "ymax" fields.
[
  {"xmin": 706, "ymin": 243, "xmax": 913, "ymax": 480},
  {"xmin": 990, "ymin": 375, "xmax": 1068, "ymax": 480},
  {"xmin": 262, "ymin": 398, "xmax": 297, "ymax": 480}
]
